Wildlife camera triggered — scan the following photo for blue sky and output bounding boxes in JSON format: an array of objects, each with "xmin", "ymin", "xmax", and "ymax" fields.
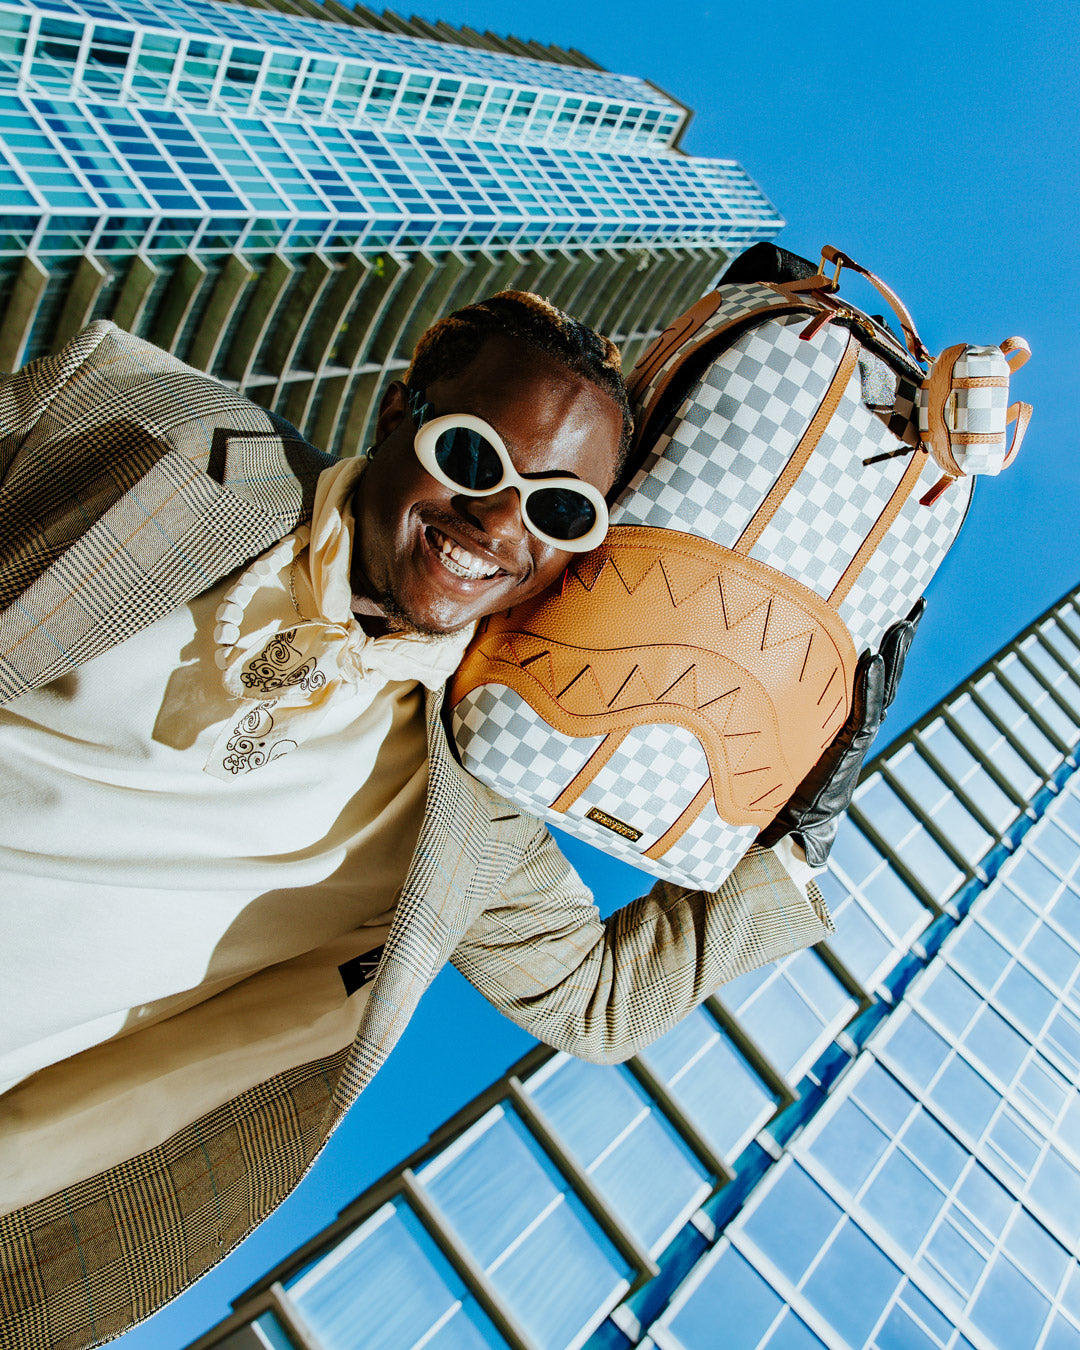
[{"xmin": 119, "ymin": 2, "xmax": 1078, "ymax": 1344}]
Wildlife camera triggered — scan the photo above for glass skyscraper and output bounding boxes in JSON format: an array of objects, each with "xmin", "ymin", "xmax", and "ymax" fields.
[
  {"xmin": 186, "ymin": 584, "xmax": 1080, "ymax": 1350},
  {"xmin": 0, "ymin": 0, "xmax": 781, "ymax": 452}
]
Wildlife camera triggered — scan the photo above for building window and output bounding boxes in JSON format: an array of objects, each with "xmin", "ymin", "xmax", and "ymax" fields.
[
  {"xmin": 285, "ymin": 1201, "xmax": 504, "ymax": 1350},
  {"xmin": 637, "ymin": 1004, "xmax": 778, "ymax": 1162},
  {"xmin": 919, "ymin": 718, "xmax": 1019, "ymax": 833},
  {"xmin": 522, "ymin": 1053, "xmax": 711, "ymax": 1256},
  {"xmin": 659, "ymin": 1245, "xmax": 826, "ymax": 1350},
  {"xmin": 713, "ymin": 950, "xmax": 858, "ymax": 1084},
  {"xmin": 856, "ymin": 774, "xmax": 966, "ymax": 902},
  {"xmin": 796, "ymin": 1059, "xmax": 1080, "ymax": 1350},
  {"xmin": 415, "ymin": 1105, "xmax": 632, "ymax": 1349}
]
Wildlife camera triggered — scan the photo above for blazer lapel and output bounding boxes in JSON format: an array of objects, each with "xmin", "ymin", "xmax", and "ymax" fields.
[
  {"xmin": 0, "ymin": 434, "xmax": 327, "ymax": 704},
  {"xmin": 338, "ymin": 691, "xmax": 510, "ymax": 1108},
  {"xmin": 211, "ymin": 428, "xmax": 332, "ymax": 524}
]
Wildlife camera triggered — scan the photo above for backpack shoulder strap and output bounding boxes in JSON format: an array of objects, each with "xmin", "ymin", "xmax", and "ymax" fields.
[
  {"xmin": 627, "ymin": 288, "xmax": 807, "ymax": 470},
  {"xmin": 626, "ymin": 290, "xmax": 724, "ymax": 408}
]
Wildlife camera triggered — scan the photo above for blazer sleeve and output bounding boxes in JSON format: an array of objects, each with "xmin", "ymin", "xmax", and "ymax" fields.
[{"xmin": 450, "ymin": 824, "xmax": 835, "ymax": 1064}]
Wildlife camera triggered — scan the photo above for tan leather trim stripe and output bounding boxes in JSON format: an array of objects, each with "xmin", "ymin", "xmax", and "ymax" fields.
[
  {"xmin": 549, "ymin": 728, "xmax": 629, "ymax": 814},
  {"xmin": 732, "ymin": 333, "xmax": 861, "ymax": 557},
  {"xmin": 1001, "ymin": 336, "xmax": 1031, "ymax": 372},
  {"xmin": 626, "ymin": 291, "xmax": 724, "ymax": 406},
  {"xmin": 630, "ymin": 302, "xmax": 808, "ymax": 460},
  {"xmin": 818, "ymin": 246, "xmax": 932, "ymax": 363},
  {"xmin": 953, "ymin": 376, "xmax": 1008, "ymax": 387},
  {"xmin": 644, "ymin": 780, "xmax": 714, "ymax": 860},
  {"xmin": 922, "ymin": 344, "xmax": 965, "ymax": 476},
  {"xmin": 829, "ymin": 448, "xmax": 928, "ymax": 608}
]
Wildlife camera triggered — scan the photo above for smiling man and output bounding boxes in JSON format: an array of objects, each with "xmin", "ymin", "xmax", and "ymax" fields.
[
  {"xmin": 354, "ymin": 298, "xmax": 626, "ymax": 635},
  {"xmin": 0, "ymin": 292, "xmax": 835, "ymax": 1348}
]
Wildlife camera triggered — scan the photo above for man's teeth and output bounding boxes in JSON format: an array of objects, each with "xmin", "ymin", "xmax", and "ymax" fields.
[{"xmin": 430, "ymin": 528, "xmax": 500, "ymax": 580}]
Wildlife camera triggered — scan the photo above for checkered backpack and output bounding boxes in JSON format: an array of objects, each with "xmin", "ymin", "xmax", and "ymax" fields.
[{"xmin": 449, "ymin": 245, "xmax": 1032, "ymax": 890}]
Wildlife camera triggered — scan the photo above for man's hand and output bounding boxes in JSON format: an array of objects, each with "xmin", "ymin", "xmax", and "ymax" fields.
[{"xmin": 760, "ymin": 599, "xmax": 926, "ymax": 867}]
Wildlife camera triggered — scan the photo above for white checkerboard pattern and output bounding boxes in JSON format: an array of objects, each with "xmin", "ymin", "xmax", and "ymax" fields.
[
  {"xmin": 616, "ymin": 316, "xmax": 848, "ymax": 542},
  {"xmin": 748, "ymin": 374, "xmax": 907, "ymax": 598},
  {"xmin": 452, "ymin": 685, "xmax": 604, "ymax": 812},
  {"xmin": 655, "ymin": 797, "xmax": 758, "ymax": 889},
  {"xmin": 621, "ymin": 295, "xmax": 975, "ymax": 657},
  {"xmin": 557, "ymin": 778, "xmax": 756, "ymax": 893},
  {"xmin": 838, "ymin": 465, "xmax": 973, "ymax": 652},
  {"xmin": 453, "ymin": 686, "xmax": 755, "ymax": 889},
  {"xmin": 564, "ymin": 723, "xmax": 711, "ymax": 849},
  {"xmin": 714, "ymin": 281, "xmax": 799, "ymax": 315},
  {"xmin": 743, "ymin": 361, "xmax": 963, "ymax": 656}
]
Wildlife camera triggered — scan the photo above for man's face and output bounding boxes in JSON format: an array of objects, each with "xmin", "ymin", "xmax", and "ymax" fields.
[{"xmin": 351, "ymin": 335, "xmax": 623, "ymax": 635}]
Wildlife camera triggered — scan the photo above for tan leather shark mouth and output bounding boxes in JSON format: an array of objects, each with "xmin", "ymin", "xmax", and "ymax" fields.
[{"xmin": 450, "ymin": 525, "xmax": 857, "ymax": 835}]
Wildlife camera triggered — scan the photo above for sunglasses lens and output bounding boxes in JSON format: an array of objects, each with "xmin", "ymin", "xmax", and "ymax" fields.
[
  {"xmin": 434, "ymin": 426, "xmax": 503, "ymax": 491},
  {"xmin": 527, "ymin": 486, "xmax": 598, "ymax": 542}
]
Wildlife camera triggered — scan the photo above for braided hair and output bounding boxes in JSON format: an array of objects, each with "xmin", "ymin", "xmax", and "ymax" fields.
[{"xmin": 406, "ymin": 290, "xmax": 632, "ymax": 474}]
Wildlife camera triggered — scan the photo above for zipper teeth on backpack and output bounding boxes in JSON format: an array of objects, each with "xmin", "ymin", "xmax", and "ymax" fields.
[
  {"xmin": 760, "ymin": 282, "xmax": 924, "ymax": 379},
  {"xmin": 832, "ymin": 305, "xmax": 888, "ymax": 345},
  {"xmin": 825, "ymin": 306, "xmax": 924, "ymax": 380},
  {"xmin": 630, "ymin": 298, "xmax": 921, "ymax": 479},
  {"xmin": 726, "ymin": 300, "xmax": 920, "ymax": 381}
]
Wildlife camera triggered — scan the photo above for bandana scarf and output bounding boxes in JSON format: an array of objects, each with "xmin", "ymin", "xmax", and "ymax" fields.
[{"xmin": 205, "ymin": 458, "xmax": 472, "ymax": 778}]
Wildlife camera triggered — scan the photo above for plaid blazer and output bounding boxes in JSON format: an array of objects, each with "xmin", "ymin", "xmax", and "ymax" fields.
[{"xmin": 0, "ymin": 323, "xmax": 833, "ymax": 1349}]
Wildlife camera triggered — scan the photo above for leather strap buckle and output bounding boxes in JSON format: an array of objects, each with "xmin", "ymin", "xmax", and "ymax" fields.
[{"xmin": 817, "ymin": 250, "xmax": 843, "ymax": 292}]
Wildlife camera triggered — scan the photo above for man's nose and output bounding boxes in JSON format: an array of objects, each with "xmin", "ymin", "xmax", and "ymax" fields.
[{"xmin": 455, "ymin": 487, "xmax": 528, "ymax": 543}]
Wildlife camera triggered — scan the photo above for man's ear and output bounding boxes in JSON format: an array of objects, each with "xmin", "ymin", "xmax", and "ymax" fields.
[{"xmin": 373, "ymin": 381, "xmax": 408, "ymax": 450}]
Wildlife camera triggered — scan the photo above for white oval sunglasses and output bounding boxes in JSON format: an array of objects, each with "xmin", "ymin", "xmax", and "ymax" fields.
[{"xmin": 407, "ymin": 386, "xmax": 610, "ymax": 553}]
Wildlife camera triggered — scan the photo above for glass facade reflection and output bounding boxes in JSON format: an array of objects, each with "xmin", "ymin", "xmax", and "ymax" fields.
[
  {"xmin": 186, "ymin": 571, "xmax": 1080, "ymax": 1350},
  {"xmin": 0, "ymin": 0, "xmax": 783, "ymax": 456}
]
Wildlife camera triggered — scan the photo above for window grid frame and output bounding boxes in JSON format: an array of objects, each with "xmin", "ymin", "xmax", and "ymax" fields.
[
  {"xmin": 993, "ymin": 653, "xmax": 1078, "ymax": 757},
  {"xmin": 791, "ymin": 1057, "xmax": 1080, "ymax": 1350}
]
